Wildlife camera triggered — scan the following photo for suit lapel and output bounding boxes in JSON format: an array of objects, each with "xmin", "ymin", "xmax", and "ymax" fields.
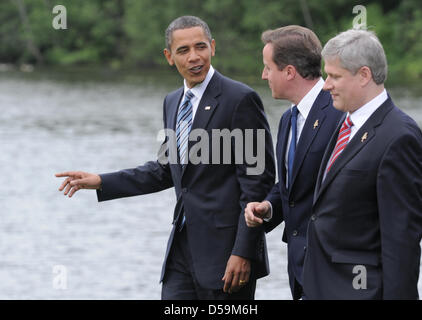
[
  {"xmin": 166, "ymin": 88, "xmax": 184, "ymax": 178},
  {"xmin": 168, "ymin": 88, "xmax": 184, "ymax": 131},
  {"xmin": 313, "ymin": 114, "xmax": 343, "ymax": 203},
  {"xmin": 314, "ymin": 97, "xmax": 395, "ymax": 202},
  {"xmin": 289, "ymin": 90, "xmax": 329, "ymax": 191},
  {"xmin": 190, "ymin": 72, "xmax": 221, "ymax": 132}
]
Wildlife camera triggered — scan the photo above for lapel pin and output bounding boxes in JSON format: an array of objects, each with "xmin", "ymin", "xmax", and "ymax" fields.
[
  {"xmin": 313, "ymin": 120, "xmax": 319, "ymax": 129},
  {"xmin": 204, "ymin": 106, "xmax": 211, "ymax": 110},
  {"xmin": 361, "ymin": 132, "xmax": 368, "ymax": 143}
]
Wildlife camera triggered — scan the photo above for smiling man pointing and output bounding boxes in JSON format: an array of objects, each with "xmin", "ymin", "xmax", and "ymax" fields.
[{"xmin": 56, "ymin": 16, "xmax": 275, "ymax": 300}]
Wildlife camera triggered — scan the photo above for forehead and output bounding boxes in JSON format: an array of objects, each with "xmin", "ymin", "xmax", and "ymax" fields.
[
  {"xmin": 262, "ymin": 43, "xmax": 274, "ymax": 61},
  {"xmin": 324, "ymin": 57, "xmax": 348, "ymax": 74},
  {"xmin": 170, "ymin": 26, "xmax": 209, "ymax": 49}
]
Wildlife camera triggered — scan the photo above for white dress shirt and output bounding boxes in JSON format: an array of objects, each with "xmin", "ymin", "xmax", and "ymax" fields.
[
  {"xmin": 181, "ymin": 65, "xmax": 215, "ymax": 119},
  {"xmin": 348, "ymin": 89, "xmax": 388, "ymax": 141}
]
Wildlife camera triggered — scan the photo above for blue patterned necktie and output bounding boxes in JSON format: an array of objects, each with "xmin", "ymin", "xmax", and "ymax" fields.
[
  {"xmin": 176, "ymin": 90, "xmax": 194, "ymax": 167},
  {"xmin": 287, "ymin": 106, "xmax": 298, "ymax": 188},
  {"xmin": 176, "ymin": 90, "xmax": 194, "ymax": 231}
]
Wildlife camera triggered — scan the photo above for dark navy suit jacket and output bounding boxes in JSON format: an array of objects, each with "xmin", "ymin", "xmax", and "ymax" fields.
[
  {"xmin": 303, "ymin": 96, "xmax": 422, "ymax": 299},
  {"xmin": 96, "ymin": 71, "xmax": 275, "ymax": 290},
  {"xmin": 264, "ymin": 89, "xmax": 343, "ymax": 299}
]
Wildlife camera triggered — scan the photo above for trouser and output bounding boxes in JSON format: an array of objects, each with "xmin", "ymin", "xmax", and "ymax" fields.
[{"xmin": 161, "ymin": 226, "xmax": 256, "ymax": 300}]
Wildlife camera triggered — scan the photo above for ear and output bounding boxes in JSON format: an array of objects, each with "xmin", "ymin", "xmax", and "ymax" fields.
[
  {"xmin": 358, "ymin": 66, "xmax": 372, "ymax": 86},
  {"xmin": 285, "ymin": 65, "xmax": 296, "ymax": 81},
  {"xmin": 164, "ymin": 48, "xmax": 174, "ymax": 66},
  {"xmin": 210, "ymin": 39, "xmax": 216, "ymax": 57}
]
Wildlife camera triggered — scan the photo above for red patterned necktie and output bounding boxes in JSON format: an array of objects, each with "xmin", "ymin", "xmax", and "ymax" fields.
[{"xmin": 325, "ymin": 115, "xmax": 353, "ymax": 173}]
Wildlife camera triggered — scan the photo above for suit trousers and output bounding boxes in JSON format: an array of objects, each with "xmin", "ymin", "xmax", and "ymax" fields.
[{"xmin": 161, "ymin": 226, "xmax": 256, "ymax": 300}]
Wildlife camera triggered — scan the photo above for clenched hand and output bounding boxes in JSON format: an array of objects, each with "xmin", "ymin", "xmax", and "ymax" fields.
[{"xmin": 244, "ymin": 201, "xmax": 271, "ymax": 227}]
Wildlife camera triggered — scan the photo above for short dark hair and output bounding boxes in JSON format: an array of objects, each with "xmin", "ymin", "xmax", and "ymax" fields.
[
  {"xmin": 165, "ymin": 16, "xmax": 212, "ymax": 50},
  {"xmin": 261, "ymin": 25, "xmax": 322, "ymax": 80}
]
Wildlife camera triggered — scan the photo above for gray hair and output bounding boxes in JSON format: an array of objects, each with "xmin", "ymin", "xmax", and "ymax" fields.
[
  {"xmin": 322, "ymin": 29, "xmax": 388, "ymax": 84},
  {"xmin": 165, "ymin": 16, "xmax": 212, "ymax": 50}
]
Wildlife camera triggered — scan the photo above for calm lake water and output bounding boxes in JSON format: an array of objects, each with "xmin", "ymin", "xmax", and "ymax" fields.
[{"xmin": 0, "ymin": 68, "xmax": 421, "ymax": 299}]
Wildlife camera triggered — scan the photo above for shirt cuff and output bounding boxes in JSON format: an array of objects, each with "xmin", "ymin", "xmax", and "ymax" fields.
[{"xmin": 263, "ymin": 200, "xmax": 273, "ymax": 222}]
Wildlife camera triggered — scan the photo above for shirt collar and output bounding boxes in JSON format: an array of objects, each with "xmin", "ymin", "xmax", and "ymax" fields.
[
  {"xmin": 291, "ymin": 77, "xmax": 325, "ymax": 119},
  {"xmin": 348, "ymin": 89, "xmax": 388, "ymax": 129},
  {"xmin": 183, "ymin": 65, "xmax": 215, "ymax": 99}
]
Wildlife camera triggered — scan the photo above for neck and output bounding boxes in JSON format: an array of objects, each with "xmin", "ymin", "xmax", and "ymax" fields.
[
  {"xmin": 366, "ymin": 84, "xmax": 385, "ymax": 102},
  {"xmin": 289, "ymin": 78, "xmax": 320, "ymax": 105},
  {"xmin": 350, "ymin": 84, "xmax": 385, "ymax": 114}
]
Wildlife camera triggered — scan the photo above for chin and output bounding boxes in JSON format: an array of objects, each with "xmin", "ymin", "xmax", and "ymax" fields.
[
  {"xmin": 333, "ymin": 104, "xmax": 346, "ymax": 112},
  {"xmin": 191, "ymin": 75, "xmax": 206, "ymax": 86}
]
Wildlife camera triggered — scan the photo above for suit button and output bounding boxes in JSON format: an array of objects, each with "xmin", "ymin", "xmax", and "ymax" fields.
[
  {"xmin": 182, "ymin": 188, "xmax": 188, "ymax": 193},
  {"xmin": 292, "ymin": 230, "xmax": 298, "ymax": 236},
  {"xmin": 304, "ymin": 246, "xmax": 307, "ymax": 251},
  {"xmin": 311, "ymin": 215, "xmax": 316, "ymax": 221},
  {"xmin": 289, "ymin": 201, "xmax": 295, "ymax": 208}
]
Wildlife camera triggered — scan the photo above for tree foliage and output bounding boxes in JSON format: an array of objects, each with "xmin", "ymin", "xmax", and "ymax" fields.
[{"xmin": 1, "ymin": 0, "xmax": 421, "ymax": 83}]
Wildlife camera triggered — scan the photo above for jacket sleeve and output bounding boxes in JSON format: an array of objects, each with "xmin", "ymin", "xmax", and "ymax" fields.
[
  {"xmin": 377, "ymin": 129, "xmax": 422, "ymax": 299},
  {"xmin": 96, "ymin": 160, "xmax": 173, "ymax": 202},
  {"xmin": 264, "ymin": 112, "xmax": 286, "ymax": 232},
  {"xmin": 264, "ymin": 182, "xmax": 284, "ymax": 233},
  {"xmin": 230, "ymin": 91, "xmax": 276, "ymax": 259}
]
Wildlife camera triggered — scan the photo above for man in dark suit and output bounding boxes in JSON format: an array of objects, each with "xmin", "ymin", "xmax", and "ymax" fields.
[
  {"xmin": 55, "ymin": 16, "xmax": 275, "ymax": 300},
  {"xmin": 303, "ymin": 29, "xmax": 422, "ymax": 299},
  {"xmin": 244, "ymin": 25, "xmax": 343, "ymax": 299}
]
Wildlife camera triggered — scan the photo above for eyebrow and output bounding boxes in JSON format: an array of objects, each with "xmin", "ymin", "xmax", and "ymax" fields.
[
  {"xmin": 176, "ymin": 46, "xmax": 189, "ymax": 53},
  {"xmin": 324, "ymin": 68, "xmax": 338, "ymax": 76},
  {"xmin": 175, "ymin": 42, "xmax": 208, "ymax": 53}
]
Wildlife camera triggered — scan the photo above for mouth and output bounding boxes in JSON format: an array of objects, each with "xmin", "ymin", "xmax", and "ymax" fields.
[{"xmin": 189, "ymin": 65, "xmax": 204, "ymax": 75}]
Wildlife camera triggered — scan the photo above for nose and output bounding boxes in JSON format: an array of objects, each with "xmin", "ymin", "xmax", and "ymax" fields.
[
  {"xmin": 188, "ymin": 48, "xmax": 200, "ymax": 62},
  {"xmin": 262, "ymin": 68, "xmax": 268, "ymax": 80},
  {"xmin": 323, "ymin": 78, "xmax": 333, "ymax": 91}
]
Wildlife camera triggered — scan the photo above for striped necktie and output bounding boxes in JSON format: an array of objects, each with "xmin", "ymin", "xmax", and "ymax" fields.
[
  {"xmin": 176, "ymin": 90, "xmax": 194, "ymax": 231},
  {"xmin": 325, "ymin": 115, "xmax": 353, "ymax": 174},
  {"xmin": 176, "ymin": 90, "xmax": 194, "ymax": 167}
]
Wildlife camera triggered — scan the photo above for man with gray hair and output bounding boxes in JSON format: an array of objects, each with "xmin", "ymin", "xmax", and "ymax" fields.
[{"xmin": 303, "ymin": 29, "xmax": 422, "ymax": 299}]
